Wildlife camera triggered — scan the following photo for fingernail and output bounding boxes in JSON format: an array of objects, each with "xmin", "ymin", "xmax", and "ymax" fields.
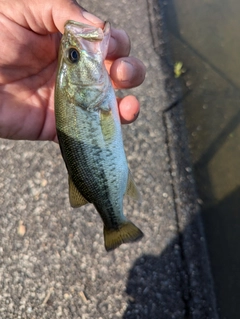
[
  {"xmin": 134, "ymin": 110, "xmax": 140, "ymax": 120},
  {"xmin": 82, "ymin": 11, "xmax": 103, "ymax": 26},
  {"xmin": 118, "ymin": 61, "xmax": 134, "ymax": 82}
]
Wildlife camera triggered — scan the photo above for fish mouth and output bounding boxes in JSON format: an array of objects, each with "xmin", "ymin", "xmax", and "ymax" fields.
[
  {"xmin": 103, "ymin": 21, "xmax": 110, "ymax": 35},
  {"xmin": 63, "ymin": 20, "xmax": 111, "ymax": 59},
  {"xmin": 64, "ymin": 20, "xmax": 110, "ymax": 40}
]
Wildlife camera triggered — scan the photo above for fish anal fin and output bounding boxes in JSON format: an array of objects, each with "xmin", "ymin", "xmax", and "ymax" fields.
[
  {"xmin": 126, "ymin": 171, "xmax": 142, "ymax": 202},
  {"xmin": 104, "ymin": 221, "xmax": 144, "ymax": 252},
  {"xmin": 68, "ymin": 175, "xmax": 89, "ymax": 208}
]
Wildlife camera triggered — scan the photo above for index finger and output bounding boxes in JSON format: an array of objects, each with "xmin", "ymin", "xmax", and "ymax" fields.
[{"xmin": 107, "ymin": 28, "xmax": 131, "ymax": 60}]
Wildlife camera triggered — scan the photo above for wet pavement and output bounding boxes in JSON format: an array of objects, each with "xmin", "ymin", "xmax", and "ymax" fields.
[{"xmin": 0, "ymin": 0, "xmax": 218, "ymax": 318}]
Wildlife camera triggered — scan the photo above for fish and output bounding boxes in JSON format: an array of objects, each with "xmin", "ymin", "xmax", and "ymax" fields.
[{"xmin": 54, "ymin": 20, "xmax": 143, "ymax": 251}]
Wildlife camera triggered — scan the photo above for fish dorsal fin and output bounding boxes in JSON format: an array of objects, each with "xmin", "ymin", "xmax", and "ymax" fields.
[
  {"xmin": 68, "ymin": 175, "xmax": 89, "ymax": 208},
  {"xmin": 125, "ymin": 171, "xmax": 142, "ymax": 203}
]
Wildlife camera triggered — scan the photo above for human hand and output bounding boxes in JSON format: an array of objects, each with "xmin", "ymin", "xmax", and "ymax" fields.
[{"xmin": 0, "ymin": 0, "xmax": 146, "ymax": 142}]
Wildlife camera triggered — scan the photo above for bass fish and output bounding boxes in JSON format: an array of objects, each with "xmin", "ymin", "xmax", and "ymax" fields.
[{"xmin": 55, "ymin": 20, "xmax": 143, "ymax": 251}]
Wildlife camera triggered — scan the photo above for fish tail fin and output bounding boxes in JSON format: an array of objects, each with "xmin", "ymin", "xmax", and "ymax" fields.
[{"xmin": 104, "ymin": 221, "xmax": 144, "ymax": 252}]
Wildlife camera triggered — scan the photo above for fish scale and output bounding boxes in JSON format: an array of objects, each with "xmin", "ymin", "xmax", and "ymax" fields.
[{"xmin": 55, "ymin": 20, "xmax": 144, "ymax": 251}]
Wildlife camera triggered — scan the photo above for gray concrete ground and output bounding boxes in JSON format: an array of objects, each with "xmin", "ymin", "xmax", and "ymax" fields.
[{"xmin": 0, "ymin": 0, "xmax": 218, "ymax": 318}]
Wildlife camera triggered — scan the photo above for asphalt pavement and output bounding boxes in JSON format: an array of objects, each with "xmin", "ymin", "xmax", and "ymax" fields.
[{"xmin": 0, "ymin": 0, "xmax": 218, "ymax": 318}]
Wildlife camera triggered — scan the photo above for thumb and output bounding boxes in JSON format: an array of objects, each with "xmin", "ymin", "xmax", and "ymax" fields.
[{"xmin": 51, "ymin": 0, "xmax": 104, "ymax": 33}]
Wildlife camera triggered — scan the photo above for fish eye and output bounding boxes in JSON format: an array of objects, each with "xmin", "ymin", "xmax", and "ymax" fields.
[{"xmin": 68, "ymin": 48, "xmax": 80, "ymax": 63}]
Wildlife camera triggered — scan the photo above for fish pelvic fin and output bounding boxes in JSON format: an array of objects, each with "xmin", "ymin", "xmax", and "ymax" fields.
[
  {"xmin": 68, "ymin": 175, "xmax": 89, "ymax": 208},
  {"xmin": 104, "ymin": 221, "xmax": 144, "ymax": 252}
]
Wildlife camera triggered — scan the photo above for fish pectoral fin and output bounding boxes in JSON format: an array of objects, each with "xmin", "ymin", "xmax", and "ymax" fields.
[
  {"xmin": 68, "ymin": 175, "xmax": 89, "ymax": 208},
  {"xmin": 99, "ymin": 101, "xmax": 111, "ymax": 112},
  {"xmin": 125, "ymin": 170, "xmax": 142, "ymax": 202},
  {"xmin": 104, "ymin": 221, "xmax": 144, "ymax": 252},
  {"xmin": 100, "ymin": 110, "xmax": 115, "ymax": 141}
]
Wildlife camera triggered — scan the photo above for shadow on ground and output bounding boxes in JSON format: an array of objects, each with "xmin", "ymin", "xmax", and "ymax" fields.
[{"xmin": 123, "ymin": 214, "xmax": 217, "ymax": 319}]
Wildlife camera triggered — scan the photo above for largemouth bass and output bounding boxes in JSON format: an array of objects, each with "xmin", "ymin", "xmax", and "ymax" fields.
[{"xmin": 55, "ymin": 20, "xmax": 143, "ymax": 251}]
